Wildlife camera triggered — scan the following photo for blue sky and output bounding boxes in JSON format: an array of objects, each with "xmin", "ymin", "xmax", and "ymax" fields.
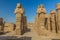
[{"xmin": 0, "ymin": 0, "xmax": 60, "ymax": 23}]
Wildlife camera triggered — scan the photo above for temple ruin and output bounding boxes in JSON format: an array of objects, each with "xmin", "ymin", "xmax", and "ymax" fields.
[
  {"xmin": 0, "ymin": 3, "xmax": 60, "ymax": 37},
  {"xmin": 34, "ymin": 3, "xmax": 60, "ymax": 36}
]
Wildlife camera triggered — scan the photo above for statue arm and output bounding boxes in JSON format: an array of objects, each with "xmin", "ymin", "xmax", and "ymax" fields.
[{"xmin": 20, "ymin": 8, "xmax": 24, "ymax": 14}]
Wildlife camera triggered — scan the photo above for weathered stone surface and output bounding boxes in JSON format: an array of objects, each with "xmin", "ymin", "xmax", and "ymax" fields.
[
  {"xmin": 37, "ymin": 4, "xmax": 46, "ymax": 15},
  {"xmin": 14, "ymin": 3, "xmax": 24, "ymax": 14},
  {"xmin": 35, "ymin": 4, "xmax": 50, "ymax": 36},
  {"xmin": 1, "ymin": 3, "xmax": 60, "ymax": 40},
  {"xmin": 4, "ymin": 23, "xmax": 14, "ymax": 33},
  {"xmin": 45, "ymin": 14, "xmax": 51, "ymax": 31},
  {"xmin": 14, "ymin": 3, "xmax": 27, "ymax": 35},
  {"xmin": 35, "ymin": 4, "xmax": 60, "ymax": 36},
  {"xmin": 50, "ymin": 10, "xmax": 56, "ymax": 33},
  {"xmin": 23, "ymin": 16, "xmax": 27, "ymax": 31},
  {"xmin": 56, "ymin": 3, "xmax": 60, "ymax": 33},
  {"xmin": 0, "ymin": 18, "xmax": 4, "ymax": 32}
]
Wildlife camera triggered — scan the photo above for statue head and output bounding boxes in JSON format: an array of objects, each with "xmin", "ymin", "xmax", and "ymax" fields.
[
  {"xmin": 56, "ymin": 3, "xmax": 60, "ymax": 9},
  {"xmin": 38, "ymin": 4, "xmax": 44, "ymax": 8},
  {"xmin": 50, "ymin": 10, "xmax": 56, "ymax": 14},
  {"xmin": 14, "ymin": 3, "xmax": 24, "ymax": 14},
  {"xmin": 16, "ymin": 3, "xmax": 22, "ymax": 8},
  {"xmin": 37, "ymin": 4, "xmax": 46, "ymax": 14}
]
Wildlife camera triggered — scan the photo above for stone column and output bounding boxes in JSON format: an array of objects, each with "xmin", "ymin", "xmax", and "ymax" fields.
[
  {"xmin": 23, "ymin": 16, "xmax": 27, "ymax": 32},
  {"xmin": 14, "ymin": 3, "xmax": 24, "ymax": 35},
  {"xmin": 34, "ymin": 16, "xmax": 39, "ymax": 34},
  {"xmin": 50, "ymin": 10, "xmax": 56, "ymax": 33},
  {"xmin": 56, "ymin": 3, "xmax": 60, "ymax": 33},
  {"xmin": 46, "ymin": 15, "xmax": 51, "ymax": 31}
]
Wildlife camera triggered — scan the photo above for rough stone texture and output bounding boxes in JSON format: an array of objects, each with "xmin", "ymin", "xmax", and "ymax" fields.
[
  {"xmin": 35, "ymin": 4, "xmax": 49, "ymax": 36},
  {"xmin": 14, "ymin": 3, "xmax": 27, "ymax": 35},
  {"xmin": 50, "ymin": 10, "xmax": 56, "ymax": 33},
  {"xmin": 1, "ymin": 3, "xmax": 60, "ymax": 40},
  {"xmin": 27, "ymin": 23, "xmax": 33, "ymax": 27},
  {"xmin": 45, "ymin": 14, "xmax": 51, "ymax": 31},
  {"xmin": 4, "ymin": 22, "xmax": 14, "ymax": 33},
  {"xmin": 34, "ymin": 4, "xmax": 60, "ymax": 36},
  {"xmin": 23, "ymin": 16, "xmax": 27, "ymax": 32},
  {"xmin": 56, "ymin": 3, "xmax": 60, "ymax": 33},
  {"xmin": 14, "ymin": 3, "xmax": 24, "ymax": 35},
  {"xmin": 34, "ymin": 16, "xmax": 39, "ymax": 34},
  {"xmin": 0, "ymin": 18, "xmax": 4, "ymax": 32}
]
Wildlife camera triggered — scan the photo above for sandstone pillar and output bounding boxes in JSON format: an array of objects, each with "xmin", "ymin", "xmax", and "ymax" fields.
[
  {"xmin": 47, "ymin": 15, "xmax": 51, "ymax": 31},
  {"xmin": 34, "ymin": 16, "xmax": 39, "ymax": 34},
  {"xmin": 56, "ymin": 3, "xmax": 60, "ymax": 33},
  {"xmin": 50, "ymin": 10, "xmax": 56, "ymax": 33},
  {"xmin": 23, "ymin": 16, "xmax": 27, "ymax": 32}
]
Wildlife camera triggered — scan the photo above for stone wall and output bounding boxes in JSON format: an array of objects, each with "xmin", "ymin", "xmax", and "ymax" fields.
[{"xmin": 4, "ymin": 22, "xmax": 15, "ymax": 33}]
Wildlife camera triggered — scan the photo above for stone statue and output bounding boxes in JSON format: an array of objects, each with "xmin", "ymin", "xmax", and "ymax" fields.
[
  {"xmin": 37, "ymin": 4, "xmax": 46, "ymax": 14},
  {"xmin": 14, "ymin": 3, "xmax": 24, "ymax": 14}
]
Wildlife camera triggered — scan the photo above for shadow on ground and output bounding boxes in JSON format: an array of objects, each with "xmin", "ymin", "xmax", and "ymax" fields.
[
  {"xmin": 24, "ymin": 28, "xmax": 31, "ymax": 33},
  {"xmin": 0, "ymin": 36, "xmax": 32, "ymax": 40}
]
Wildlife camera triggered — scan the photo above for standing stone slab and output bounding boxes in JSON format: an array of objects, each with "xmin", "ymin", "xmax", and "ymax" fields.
[
  {"xmin": 56, "ymin": 3, "xmax": 60, "ymax": 33},
  {"xmin": 50, "ymin": 10, "xmax": 56, "ymax": 33}
]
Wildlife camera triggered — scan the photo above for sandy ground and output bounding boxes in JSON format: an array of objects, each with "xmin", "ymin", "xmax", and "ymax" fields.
[{"xmin": 0, "ymin": 26, "xmax": 60, "ymax": 40}]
